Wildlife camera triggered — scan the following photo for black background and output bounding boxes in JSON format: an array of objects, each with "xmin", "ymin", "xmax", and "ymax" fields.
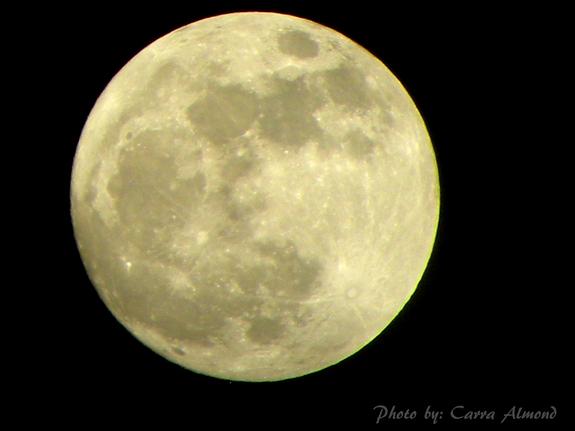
[{"xmin": 26, "ymin": 0, "xmax": 570, "ymax": 427}]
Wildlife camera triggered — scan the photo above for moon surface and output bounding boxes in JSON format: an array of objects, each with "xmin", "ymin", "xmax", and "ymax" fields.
[{"xmin": 71, "ymin": 12, "xmax": 439, "ymax": 381}]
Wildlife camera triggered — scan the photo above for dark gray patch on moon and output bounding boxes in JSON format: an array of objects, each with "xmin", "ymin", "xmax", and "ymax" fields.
[
  {"xmin": 109, "ymin": 266, "xmax": 220, "ymax": 349},
  {"xmin": 225, "ymin": 192, "xmax": 267, "ymax": 223},
  {"xmin": 345, "ymin": 129, "xmax": 376, "ymax": 160},
  {"xmin": 323, "ymin": 65, "xmax": 374, "ymax": 111},
  {"xmin": 221, "ymin": 143, "xmax": 258, "ymax": 182},
  {"xmin": 110, "ymin": 264, "xmax": 224, "ymax": 350},
  {"xmin": 147, "ymin": 62, "xmax": 194, "ymax": 100},
  {"xmin": 247, "ymin": 317, "xmax": 285, "ymax": 344},
  {"xmin": 153, "ymin": 304, "xmax": 220, "ymax": 348},
  {"xmin": 172, "ymin": 346, "xmax": 186, "ymax": 355},
  {"xmin": 254, "ymin": 240, "xmax": 323, "ymax": 298},
  {"xmin": 278, "ymin": 30, "xmax": 319, "ymax": 58},
  {"xmin": 258, "ymin": 77, "xmax": 325, "ymax": 150},
  {"xmin": 187, "ymin": 84, "xmax": 259, "ymax": 143},
  {"xmin": 125, "ymin": 238, "xmax": 326, "ymax": 348},
  {"xmin": 212, "ymin": 185, "xmax": 263, "ymax": 241},
  {"xmin": 106, "ymin": 129, "xmax": 203, "ymax": 250}
]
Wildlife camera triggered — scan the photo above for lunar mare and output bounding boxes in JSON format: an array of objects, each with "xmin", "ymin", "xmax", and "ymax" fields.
[{"xmin": 71, "ymin": 12, "xmax": 439, "ymax": 381}]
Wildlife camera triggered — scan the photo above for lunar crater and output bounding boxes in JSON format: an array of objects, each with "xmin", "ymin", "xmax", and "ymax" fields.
[{"xmin": 277, "ymin": 29, "xmax": 319, "ymax": 59}]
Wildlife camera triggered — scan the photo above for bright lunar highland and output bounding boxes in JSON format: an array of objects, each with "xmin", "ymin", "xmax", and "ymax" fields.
[{"xmin": 71, "ymin": 12, "xmax": 440, "ymax": 381}]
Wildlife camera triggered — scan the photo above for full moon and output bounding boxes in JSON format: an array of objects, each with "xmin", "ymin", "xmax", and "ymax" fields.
[{"xmin": 71, "ymin": 12, "xmax": 439, "ymax": 381}]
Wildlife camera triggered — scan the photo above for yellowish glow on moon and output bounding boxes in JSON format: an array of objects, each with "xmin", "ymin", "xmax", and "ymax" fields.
[{"xmin": 71, "ymin": 12, "xmax": 440, "ymax": 381}]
